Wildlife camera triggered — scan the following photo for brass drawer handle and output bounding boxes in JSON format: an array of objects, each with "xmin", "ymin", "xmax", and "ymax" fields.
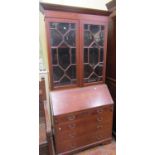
[
  {"xmin": 97, "ymin": 117, "xmax": 103, "ymax": 122},
  {"xmin": 97, "ymin": 109, "xmax": 103, "ymax": 113},
  {"xmin": 58, "ymin": 127, "xmax": 62, "ymax": 131},
  {"xmin": 97, "ymin": 125, "xmax": 103, "ymax": 129},
  {"xmin": 67, "ymin": 115, "xmax": 76, "ymax": 121},
  {"xmin": 68, "ymin": 123, "xmax": 76, "ymax": 129}
]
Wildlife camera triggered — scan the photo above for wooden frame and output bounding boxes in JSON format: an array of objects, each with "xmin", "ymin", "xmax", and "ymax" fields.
[
  {"xmin": 80, "ymin": 20, "xmax": 108, "ymax": 87},
  {"xmin": 41, "ymin": 3, "xmax": 109, "ymax": 90},
  {"xmin": 45, "ymin": 18, "xmax": 80, "ymax": 90}
]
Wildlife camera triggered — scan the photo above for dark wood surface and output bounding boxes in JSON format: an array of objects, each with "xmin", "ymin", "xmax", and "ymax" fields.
[
  {"xmin": 106, "ymin": 5, "xmax": 116, "ymax": 137},
  {"xmin": 50, "ymin": 84, "xmax": 113, "ymax": 116},
  {"xmin": 106, "ymin": 16, "xmax": 116, "ymax": 79},
  {"xmin": 106, "ymin": 77, "xmax": 116, "ymax": 137},
  {"xmin": 40, "ymin": 2, "xmax": 111, "ymax": 16}
]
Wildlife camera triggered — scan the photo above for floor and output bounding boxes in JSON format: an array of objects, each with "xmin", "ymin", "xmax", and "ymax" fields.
[{"xmin": 75, "ymin": 139, "xmax": 116, "ymax": 155}]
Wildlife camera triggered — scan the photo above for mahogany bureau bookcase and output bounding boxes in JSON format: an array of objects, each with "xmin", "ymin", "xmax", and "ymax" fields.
[{"xmin": 40, "ymin": 2, "xmax": 113, "ymax": 155}]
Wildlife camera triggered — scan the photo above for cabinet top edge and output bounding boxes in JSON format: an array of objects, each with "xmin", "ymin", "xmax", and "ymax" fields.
[{"xmin": 40, "ymin": 2, "xmax": 111, "ymax": 16}]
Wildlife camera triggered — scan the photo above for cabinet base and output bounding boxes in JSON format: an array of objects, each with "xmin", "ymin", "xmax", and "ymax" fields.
[{"xmin": 57, "ymin": 137, "xmax": 112, "ymax": 155}]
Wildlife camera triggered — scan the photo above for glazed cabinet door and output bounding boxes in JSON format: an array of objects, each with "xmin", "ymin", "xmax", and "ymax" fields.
[
  {"xmin": 46, "ymin": 19, "xmax": 80, "ymax": 89},
  {"xmin": 81, "ymin": 21, "xmax": 108, "ymax": 86}
]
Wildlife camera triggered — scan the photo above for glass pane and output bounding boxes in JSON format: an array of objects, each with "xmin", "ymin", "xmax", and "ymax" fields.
[
  {"xmin": 89, "ymin": 74, "xmax": 98, "ymax": 82},
  {"xmin": 94, "ymin": 64, "xmax": 103, "ymax": 76},
  {"xmin": 65, "ymin": 30, "xmax": 76, "ymax": 47},
  {"xmin": 98, "ymin": 31, "xmax": 104, "ymax": 46},
  {"xmin": 100, "ymin": 48, "xmax": 103, "ymax": 62},
  {"xmin": 91, "ymin": 42, "xmax": 98, "ymax": 48},
  {"xmin": 59, "ymin": 42, "xmax": 69, "ymax": 48},
  {"xmin": 89, "ymin": 48, "xmax": 98, "ymax": 66},
  {"xmin": 51, "ymin": 48, "xmax": 57, "ymax": 64},
  {"xmin": 84, "ymin": 24, "xmax": 89, "ymax": 30},
  {"xmin": 84, "ymin": 48, "xmax": 88, "ymax": 63},
  {"xmin": 60, "ymin": 76, "xmax": 70, "ymax": 85},
  {"xmin": 50, "ymin": 23, "xmax": 57, "ymax": 29},
  {"xmin": 90, "ymin": 25, "xmax": 100, "ymax": 34},
  {"xmin": 84, "ymin": 31, "xmax": 93, "ymax": 46},
  {"xmin": 51, "ymin": 29, "xmax": 62, "ymax": 46},
  {"xmin": 71, "ymin": 23, "xmax": 75, "ymax": 29},
  {"xmin": 84, "ymin": 64, "xmax": 93, "ymax": 78},
  {"xmin": 66, "ymin": 65, "xmax": 76, "ymax": 79},
  {"xmin": 49, "ymin": 22, "xmax": 77, "ymax": 87},
  {"xmin": 83, "ymin": 24, "xmax": 104, "ymax": 83},
  {"xmin": 53, "ymin": 66, "xmax": 64, "ymax": 81},
  {"xmin": 57, "ymin": 23, "xmax": 69, "ymax": 34},
  {"xmin": 58, "ymin": 48, "xmax": 70, "ymax": 69},
  {"xmin": 71, "ymin": 48, "xmax": 76, "ymax": 64}
]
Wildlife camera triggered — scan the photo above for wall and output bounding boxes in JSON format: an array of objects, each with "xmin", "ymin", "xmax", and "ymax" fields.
[{"xmin": 39, "ymin": 11, "xmax": 49, "ymax": 71}]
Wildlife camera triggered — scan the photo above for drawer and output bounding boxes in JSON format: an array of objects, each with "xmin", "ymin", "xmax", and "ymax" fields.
[
  {"xmin": 55, "ymin": 122, "xmax": 112, "ymax": 141},
  {"xmin": 54, "ymin": 113, "xmax": 113, "ymax": 133},
  {"xmin": 55, "ymin": 129, "xmax": 112, "ymax": 154},
  {"xmin": 92, "ymin": 130, "xmax": 112, "ymax": 142},
  {"xmin": 54, "ymin": 110, "xmax": 91, "ymax": 124},
  {"xmin": 55, "ymin": 132, "xmax": 93, "ymax": 154},
  {"xmin": 92, "ymin": 105, "xmax": 113, "ymax": 116},
  {"xmin": 54, "ymin": 105, "xmax": 113, "ymax": 125}
]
